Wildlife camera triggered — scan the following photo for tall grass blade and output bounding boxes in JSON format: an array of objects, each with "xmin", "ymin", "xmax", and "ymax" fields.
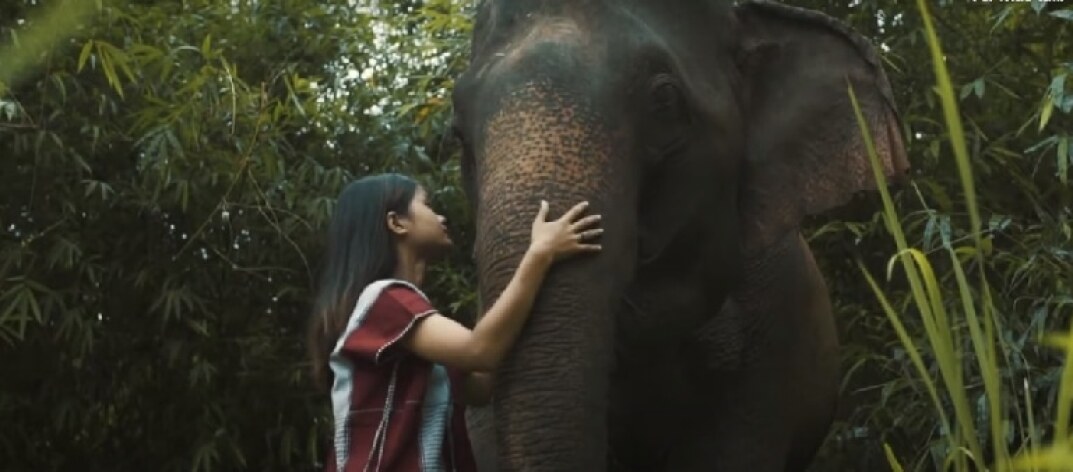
[
  {"xmin": 860, "ymin": 261, "xmax": 952, "ymax": 438},
  {"xmin": 1053, "ymin": 317, "xmax": 1073, "ymax": 440},
  {"xmin": 917, "ymin": 0, "xmax": 1008, "ymax": 464},
  {"xmin": 1023, "ymin": 378, "xmax": 1039, "ymax": 471},
  {"xmin": 848, "ymin": 84, "xmax": 986, "ymax": 467},
  {"xmin": 885, "ymin": 443, "xmax": 907, "ymax": 472},
  {"xmin": 949, "ymin": 244, "xmax": 1007, "ymax": 464},
  {"xmin": 915, "ymin": 0, "xmax": 980, "ymax": 243}
]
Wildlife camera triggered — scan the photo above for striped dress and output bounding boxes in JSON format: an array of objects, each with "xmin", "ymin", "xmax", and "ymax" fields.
[{"xmin": 326, "ymin": 279, "xmax": 477, "ymax": 472}]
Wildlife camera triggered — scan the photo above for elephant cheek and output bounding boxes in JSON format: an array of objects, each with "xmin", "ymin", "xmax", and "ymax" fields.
[{"xmin": 472, "ymin": 80, "xmax": 633, "ymax": 471}]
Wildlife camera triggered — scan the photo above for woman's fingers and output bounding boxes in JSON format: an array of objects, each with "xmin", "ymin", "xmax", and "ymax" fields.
[
  {"xmin": 569, "ymin": 214, "xmax": 602, "ymax": 232},
  {"xmin": 559, "ymin": 200, "xmax": 590, "ymax": 223},
  {"xmin": 534, "ymin": 200, "xmax": 549, "ymax": 223},
  {"xmin": 574, "ymin": 228, "xmax": 603, "ymax": 240}
]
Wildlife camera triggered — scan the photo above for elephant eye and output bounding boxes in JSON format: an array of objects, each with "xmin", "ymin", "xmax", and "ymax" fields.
[
  {"xmin": 640, "ymin": 74, "xmax": 691, "ymax": 159},
  {"xmin": 648, "ymin": 75, "xmax": 685, "ymax": 116},
  {"xmin": 653, "ymin": 83, "xmax": 677, "ymax": 109}
]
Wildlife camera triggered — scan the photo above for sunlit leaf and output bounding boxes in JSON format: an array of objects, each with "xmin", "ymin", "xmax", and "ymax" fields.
[{"xmin": 1051, "ymin": 9, "xmax": 1073, "ymax": 22}]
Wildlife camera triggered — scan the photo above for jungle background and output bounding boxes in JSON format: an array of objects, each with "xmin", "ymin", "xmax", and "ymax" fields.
[{"xmin": 0, "ymin": 0, "xmax": 1070, "ymax": 470}]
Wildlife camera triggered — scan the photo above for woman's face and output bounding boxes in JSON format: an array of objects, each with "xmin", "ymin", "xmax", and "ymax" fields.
[{"xmin": 397, "ymin": 186, "xmax": 453, "ymax": 257}]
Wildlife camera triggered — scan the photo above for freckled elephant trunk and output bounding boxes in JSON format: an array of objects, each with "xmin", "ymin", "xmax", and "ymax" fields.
[
  {"xmin": 470, "ymin": 79, "xmax": 635, "ymax": 471},
  {"xmin": 481, "ymin": 262, "xmax": 615, "ymax": 471}
]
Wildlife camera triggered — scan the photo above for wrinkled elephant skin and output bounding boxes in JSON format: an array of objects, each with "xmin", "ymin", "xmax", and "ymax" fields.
[{"xmin": 449, "ymin": 1, "xmax": 910, "ymax": 471}]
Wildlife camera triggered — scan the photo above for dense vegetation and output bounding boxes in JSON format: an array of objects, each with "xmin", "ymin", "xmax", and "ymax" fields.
[{"xmin": 0, "ymin": 0, "xmax": 1069, "ymax": 470}]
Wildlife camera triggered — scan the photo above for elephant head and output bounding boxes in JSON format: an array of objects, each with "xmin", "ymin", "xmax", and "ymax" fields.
[{"xmin": 450, "ymin": 0, "xmax": 909, "ymax": 470}]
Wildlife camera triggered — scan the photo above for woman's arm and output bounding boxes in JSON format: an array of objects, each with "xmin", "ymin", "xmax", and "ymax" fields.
[
  {"xmin": 399, "ymin": 247, "xmax": 551, "ymax": 372},
  {"xmin": 399, "ymin": 200, "xmax": 602, "ymax": 373}
]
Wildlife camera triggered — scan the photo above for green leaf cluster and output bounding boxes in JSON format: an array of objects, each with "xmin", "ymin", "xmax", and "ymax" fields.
[
  {"xmin": 804, "ymin": 1, "xmax": 1073, "ymax": 470},
  {"xmin": 0, "ymin": 0, "xmax": 476, "ymax": 469}
]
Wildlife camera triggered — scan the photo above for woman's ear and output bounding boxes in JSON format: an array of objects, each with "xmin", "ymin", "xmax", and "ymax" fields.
[
  {"xmin": 386, "ymin": 211, "xmax": 409, "ymax": 237},
  {"xmin": 733, "ymin": 0, "xmax": 910, "ymax": 253}
]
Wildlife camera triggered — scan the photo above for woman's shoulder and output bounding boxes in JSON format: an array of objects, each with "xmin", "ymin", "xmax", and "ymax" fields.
[
  {"xmin": 379, "ymin": 281, "xmax": 424, "ymax": 300},
  {"xmin": 375, "ymin": 281, "xmax": 435, "ymax": 314},
  {"xmin": 359, "ymin": 279, "xmax": 424, "ymax": 303}
]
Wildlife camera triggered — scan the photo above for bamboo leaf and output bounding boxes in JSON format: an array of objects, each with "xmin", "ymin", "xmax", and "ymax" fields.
[
  {"xmin": 1040, "ymin": 94, "xmax": 1055, "ymax": 131},
  {"xmin": 201, "ymin": 33, "xmax": 213, "ymax": 57},
  {"xmin": 96, "ymin": 42, "xmax": 124, "ymax": 98},
  {"xmin": 77, "ymin": 39, "xmax": 94, "ymax": 72}
]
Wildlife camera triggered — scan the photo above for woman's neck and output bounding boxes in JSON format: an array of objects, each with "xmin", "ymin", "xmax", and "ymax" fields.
[{"xmin": 392, "ymin": 249, "xmax": 426, "ymax": 287}]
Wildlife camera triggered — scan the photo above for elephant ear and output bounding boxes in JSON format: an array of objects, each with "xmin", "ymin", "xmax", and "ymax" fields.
[{"xmin": 733, "ymin": 0, "xmax": 910, "ymax": 253}]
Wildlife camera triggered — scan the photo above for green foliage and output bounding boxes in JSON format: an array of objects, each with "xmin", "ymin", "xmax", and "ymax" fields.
[
  {"xmin": 843, "ymin": 1, "xmax": 1073, "ymax": 469},
  {"xmin": 846, "ymin": 0, "xmax": 1016, "ymax": 466},
  {"xmin": 804, "ymin": 1, "xmax": 1073, "ymax": 470},
  {"xmin": 0, "ymin": 0, "xmax": 475, "ymax": 469}
]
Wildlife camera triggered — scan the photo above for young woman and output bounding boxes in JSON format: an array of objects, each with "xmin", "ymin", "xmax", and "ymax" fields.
[{"xmin": 308, "ymin": 173, "xmax": 603, "ymax": 472}]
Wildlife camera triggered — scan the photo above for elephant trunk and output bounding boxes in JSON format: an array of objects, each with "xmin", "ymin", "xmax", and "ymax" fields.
[{"xmin": 472, "ymin": 79, "xmax": 635, "ymax": 471}]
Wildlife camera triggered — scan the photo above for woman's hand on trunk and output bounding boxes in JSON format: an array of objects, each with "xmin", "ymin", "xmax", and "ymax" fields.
[
  {"xmin": 400, "ymin": 200, "xmax": 601, "ymax": 375},
  {"xmin": 529, "ymin": 200, "xmax": 603, "ymax": 262},
  {"xmin": 400, "ymin": 246, "xmax": 558, "ymax": 372}
]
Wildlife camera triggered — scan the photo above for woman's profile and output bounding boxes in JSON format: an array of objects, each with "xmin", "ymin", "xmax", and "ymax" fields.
[{"xmin": 307, "ymin": 173, "xmax": 603, "ymax": 472}]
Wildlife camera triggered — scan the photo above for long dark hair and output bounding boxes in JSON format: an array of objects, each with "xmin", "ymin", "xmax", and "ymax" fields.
[{"xmin": 307, "ymin": 173, "xmax": 418, "ymax": 390}]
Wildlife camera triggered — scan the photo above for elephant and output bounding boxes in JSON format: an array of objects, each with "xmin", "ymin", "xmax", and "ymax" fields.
[{"xmin": 448, "ymin": 0, "xmax": 910, "ymax": 470}]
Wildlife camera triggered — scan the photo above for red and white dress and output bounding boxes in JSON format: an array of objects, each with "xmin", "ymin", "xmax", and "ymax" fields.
[{"xmin": 326, "ymin": 279, "xmax": 477, "ymax": 472}]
